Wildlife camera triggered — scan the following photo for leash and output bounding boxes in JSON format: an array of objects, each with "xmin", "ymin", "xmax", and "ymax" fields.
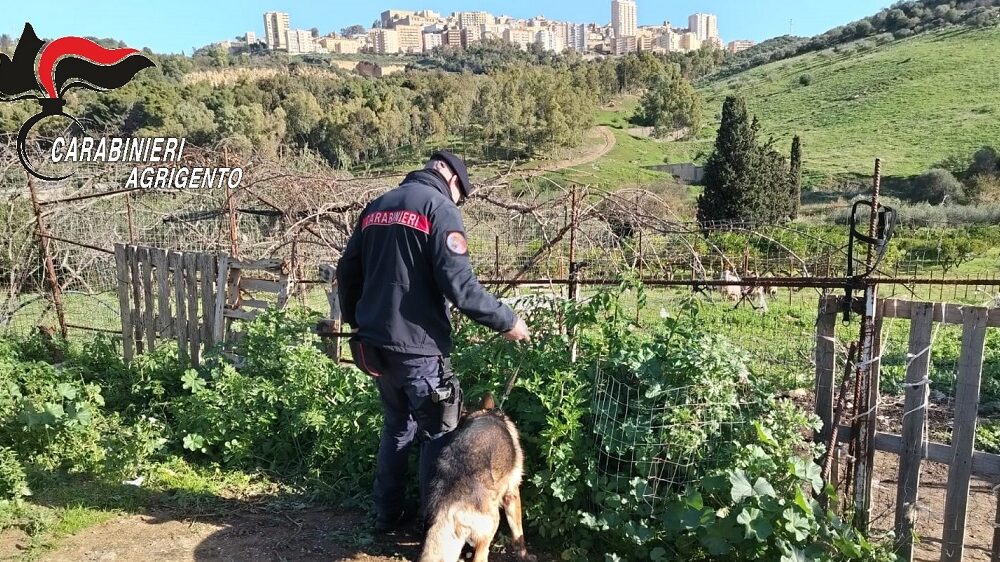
[{"xmin": 496, "ymin": 344, "xmax": 528, "ymax": 411}]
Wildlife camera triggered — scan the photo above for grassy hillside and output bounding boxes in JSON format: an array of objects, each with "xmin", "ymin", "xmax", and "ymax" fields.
[{"xmin": 664, "ymin": 26, "xmax": 1000, "ymax": 185}]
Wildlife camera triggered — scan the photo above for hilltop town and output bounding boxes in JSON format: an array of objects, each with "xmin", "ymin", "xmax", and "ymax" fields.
[{"xmin": 214, "ymin": 2, "xmax": 754, "ymax": 57}]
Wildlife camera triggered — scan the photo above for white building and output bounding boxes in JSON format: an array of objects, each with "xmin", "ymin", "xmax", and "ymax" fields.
[
  {"xmin": 535, "ymin": 29, "xmax": 564, "ymax": 52},
  {"xmin": 728, "ymin": 39, "xmax": 755, "ymax": 53},
  {"xmin": 371, "ymin": 28, "xmax": 400, "ymax": 54},
  {"xmin": 614, "ymin": 35, "xmax": 637, "ymax": 55},
  {"xmin": 423, "ymin": 31, "xmax": 443, "ymax": 51},
  {"xmin": 612, "ymin": 0, "xmax": 637, "ymax": 39},
  {"xmin": 503, "ymin": 28, "xmax": 535, "ymax": 50},
  {"xmin": 458, "ymin": 11, "xmax": 494, "ymax": 29},
  {"xmin": 286, "ymin": 29, "xmax": 315, "ymax": 54},
  {"xmin": 263, "ymin": 11, "xmax": 290, "ymax": 50},
  {"xmin": 567, "ymin": 23, "xmax": 587, "ymax": 52},
  {"xmin": 688, "ymin": 13, "xmax": 719, "ymax": 41}
]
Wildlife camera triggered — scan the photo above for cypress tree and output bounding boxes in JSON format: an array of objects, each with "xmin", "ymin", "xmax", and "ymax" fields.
[
  {"xmin": 788, "ymin": 135, "xmax": 802, "ymax": 220},
  {"xmin": 697, "ymin": 95, "xmax": 794, "ymax": 226},
  {"xmin": 697, "ymin": 96, "xmax": 758, "ymax": 225}
]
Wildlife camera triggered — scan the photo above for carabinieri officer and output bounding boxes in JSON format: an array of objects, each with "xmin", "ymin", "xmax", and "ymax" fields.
[{"xmin": 335, "ymin": 150, "xmax": 531, "ymax": 533}]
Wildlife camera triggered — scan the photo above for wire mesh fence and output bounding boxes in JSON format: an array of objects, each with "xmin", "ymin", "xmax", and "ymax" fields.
[{"xmin": 592, "ymin": 364, "xmax": 760, "ymax": 505}]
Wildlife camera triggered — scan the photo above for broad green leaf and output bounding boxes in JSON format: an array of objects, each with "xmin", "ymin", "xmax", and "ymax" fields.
[
  {"xmin": 649, "ymin": 547, "xmax": 668, "ymax": 562},
  {"xmin": 753, "ymin": 477, "xmax": 776, "ymax": 498},
  {"xmin": 55, "ymin": 383, "xmax": 77, "ymax": 400},
  {"xmin": 43, "ymin": 402, "xmax": 65, "ymax": 420},
  {"xmin": 736, "ymin": 507, "xmax": 774, "ymax": 541},
  {"xmin": 730, "ymin": 470, "xmax": 754, "ymax": 503}
]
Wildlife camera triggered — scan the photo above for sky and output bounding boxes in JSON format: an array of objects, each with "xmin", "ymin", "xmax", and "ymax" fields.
[{"xmin": 1, "ymin": 1, "xmax": 896, "ymax": 55}]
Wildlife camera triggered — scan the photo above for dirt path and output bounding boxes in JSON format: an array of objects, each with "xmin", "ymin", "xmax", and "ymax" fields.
[
  {"xmin": 9, "ymin": 508, "xmax": 531, "ymax": 562},
  {"xmin": 523, "ymin": 126, "xmax": 616, "ymax": 177}
]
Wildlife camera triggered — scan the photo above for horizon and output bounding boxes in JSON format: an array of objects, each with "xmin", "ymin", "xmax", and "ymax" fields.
[{"xmin": 2, "ymin": 1, "xmax": 895, "ymax": 55}]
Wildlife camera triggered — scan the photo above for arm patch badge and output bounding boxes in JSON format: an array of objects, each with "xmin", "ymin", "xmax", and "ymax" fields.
[{"xmin": 446, "ymin": 231, "xmax": 468, "ymax": 255}]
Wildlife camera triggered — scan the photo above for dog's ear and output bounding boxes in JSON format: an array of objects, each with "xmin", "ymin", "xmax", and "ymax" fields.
[{"xmin": 480, "ymin": 392, "xmax": 496, "ymax": 410}]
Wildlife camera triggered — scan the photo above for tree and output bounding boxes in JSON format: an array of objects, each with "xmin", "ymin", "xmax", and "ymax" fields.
[
  {"xmin": 967, "ymin": 146, "xmax": 998, "ymax": 177},
  {"xmin": 910, "ymin": 168, "xmax": 966, "ymax": 204},
  {"xmin": 0, "ymin": 34, "xmax": 12, "ymax": 54},
  {"xmin": 697, "ymin": 96, "xmax": 793, "ymax": 225},
  {"xmin": 282, "ymin": 90, "xmax": 323, "ymax": 145},
  {"xmin": 340, "ymin": 25, "xmax": 366, "ymax": 37},
  {"xmin": 788, "ymin": 136, "xmax": 802, "ymax": 220},
  {"xmin": 633, "ymin": 66, "xmax": 701, "ymax": 139},
  {"xmin": 310, "ymin": 27, "xmax": 320, "ymax": 38},
  {"xmin": 616, "ymin": 52, "xmax": 665, "ymax": 93}
]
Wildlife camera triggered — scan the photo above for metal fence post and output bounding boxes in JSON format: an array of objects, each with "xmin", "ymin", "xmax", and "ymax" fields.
[{"xmin": 28, "ymin": 175, "xmax": 68, "ymax": 339}]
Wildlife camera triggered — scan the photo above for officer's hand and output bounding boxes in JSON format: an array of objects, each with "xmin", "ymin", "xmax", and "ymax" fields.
[{"xmin": 503, "ymin": 317, "xmax": 531, "ymax": 342}]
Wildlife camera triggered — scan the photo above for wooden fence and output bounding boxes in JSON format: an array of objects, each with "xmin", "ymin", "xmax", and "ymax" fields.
[
  {"xmin": 815, "ymin": 296, "xmax": 1000, "ymax": 562},
  {"xmin": 114, "ymin": 244, "xmax": 291, "ymax": 364}
]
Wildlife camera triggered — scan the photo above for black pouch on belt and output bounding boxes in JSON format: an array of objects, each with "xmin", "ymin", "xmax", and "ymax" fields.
[
  {"xmin": 433, "ymin": 357, "xmax": 463, "ymax": 433},
  {"xmin": 349, "ymin": 336, "xmax": 384, "ymax": 377}
]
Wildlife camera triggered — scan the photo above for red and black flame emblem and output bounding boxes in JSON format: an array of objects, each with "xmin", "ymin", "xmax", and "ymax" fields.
[{"xmin": 0, "ymin": 23, "xmax": 155, "ymax": 180}]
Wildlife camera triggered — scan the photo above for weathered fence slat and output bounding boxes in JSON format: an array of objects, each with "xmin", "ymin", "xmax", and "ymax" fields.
[
  {"xmin": 152, "ymin": 248, "xmax": 171, "ymax": 338},
  {"xmin": 198, "ymin": 253, "xmax": 216, "ymax": 347},
  {"xmin": 223, "ymin": 308, "xmax": 256, "ymax": 321},
  {"xmin": 871, "ymin": 432, "xmax": 1000, "ymax": 479},
  {"xmin": 895, "ymin": 302, "xmax": 934, "ymax": 560},
  {"xmin": 113, "ymin": 244, "xmax": 134, "ymax": 361},
  {"xmin": 941, "ymin": 307, "xmax": 989, "ymax": 562},
  {"xmin": 224, "ymin": 266, "xmax": 243, "ymax": 346},
  {"xmin": 815, "ymin": 295, "xmax": 837, "ymax": 448},
  {"xmin": 277, "ymin": 273, "xmax": 291, "ymax": 308},
  {"xmin": 881, "ymin": 299, "xmax": 1000, "ymax": 328},
  {"xmin": 229, "ymin": 258, "xmax": 283, "ymax": 271},
  {"xmin": 239, "ymin": 277, "xmax": 282, "ymax": 293},
  {"xmin": 126, "ymin": 245, "xmax": 144, "ymax": 354},
  {"xmin": 212, "ymin": 255, "xmax": 228, "ymax": 345},
  {"xmin": 171, "ymin": 251, "xmax": 188, "ymax": 362},
  {"xmin": 184, "ymin": 252, "xmax": 200, "ymax": 364},
  {"xmin": 240, "ymin": 298, "xmax": 271, "ymax": 309},
  {"xmin": 140, "ymin": 247, "xmax": 155, "ymax": 352}
]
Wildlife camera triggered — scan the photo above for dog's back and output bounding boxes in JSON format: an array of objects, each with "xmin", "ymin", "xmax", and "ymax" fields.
[{"xmin": 420, "ymin": 398, "xmax": 531, "ymax": 562}]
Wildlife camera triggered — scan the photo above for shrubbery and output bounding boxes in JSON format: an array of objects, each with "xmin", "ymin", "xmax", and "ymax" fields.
[
  {"xmin": 909, "ymin": 168, "xmax": 966, "ymax": 204},
  {"xmin": 2, "ymin": 287, "xmax": 900, "ymax": 560}
]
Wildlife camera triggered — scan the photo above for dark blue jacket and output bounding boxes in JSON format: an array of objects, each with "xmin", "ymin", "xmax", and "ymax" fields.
[{"xmin": 336, "ymin": 169, "xmax": 516, "ymax": 356}]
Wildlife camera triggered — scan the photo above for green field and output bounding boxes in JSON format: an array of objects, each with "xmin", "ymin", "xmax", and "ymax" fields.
[{"xmin": 661, "ymin": 26, "xmax": 1000, "ymax": 185}]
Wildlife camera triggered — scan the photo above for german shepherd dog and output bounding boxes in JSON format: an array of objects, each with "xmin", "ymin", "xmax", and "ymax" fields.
[{"xmin": 419, "ymin": 393, "xmax": 535, "ymax": 562}]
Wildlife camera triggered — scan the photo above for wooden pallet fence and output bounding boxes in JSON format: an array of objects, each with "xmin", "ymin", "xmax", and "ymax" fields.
[
  {"xmin": 220, "ymin": 258, "xmax": 291, "ymax": 349},
  {"xmin": 114, "ymin": 245, "xmax": 292, "ymax": 364},
  {"xmin": 814, "ymin": 297, "xmax": 999, "ymax": 562}
]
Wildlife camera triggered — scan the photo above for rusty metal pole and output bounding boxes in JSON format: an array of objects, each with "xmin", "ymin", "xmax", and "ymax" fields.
[
  {"xmin": 224, "ymin": 148, "xmax": 239, "ymax": 258},
  {"xmin": 28, "ymin": 175, "xmax": 68, "ymax": 339},
  {"xmin": 494, "ymin": 234, "xmax": 500, "ymax": 281},
  {"xmin": 636, "ymin": 227, "xmax": 644, "ymax": 325},
  {"xmin": 853, "ymin": 158, "xmax": 882, "ymax": 532},
  {"xmin": 568, "ymin": 186, "xmax": 579, "ymax": 362},
  {"xmin": 568, "ymin": 185, "xmax": 578, "ymax": 303}
]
